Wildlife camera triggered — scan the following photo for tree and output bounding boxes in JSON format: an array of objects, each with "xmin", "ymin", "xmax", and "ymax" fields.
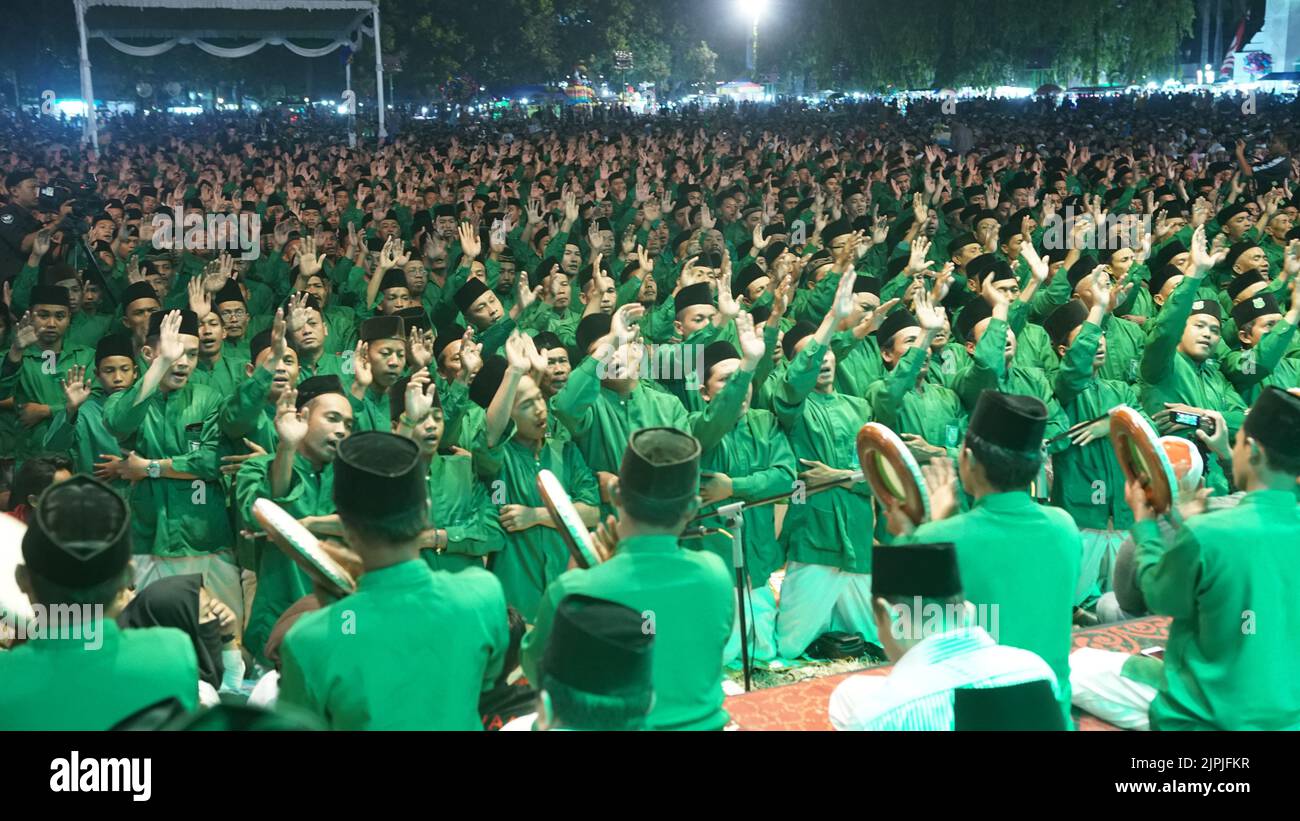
[{"xmin": 683, "ymin": 40, "xmax": 718, "ymax": 88}]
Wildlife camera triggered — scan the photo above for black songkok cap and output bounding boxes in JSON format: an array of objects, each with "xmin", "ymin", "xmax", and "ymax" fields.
[
  {"xmin": 1216, "ymin": 203, "xmax": 1249, "ymax": 225},
  {"xmin": 213, "ymin": 280, "xmax": 246, "ymax": 306},
  {"xmin": 1232, "ymin": 292, "xmax": 1281, "ymax": 328},
  {"xmin": 295, "ymin": 375, "xmax": 345, "ymax": 409},
  {"xmin": 541, "ymin": 594, "xmax": 654, "ymax": 699},
  {"xmin": 147, "ymin": 309, "xmax": 199, "ymax": 338},
  {"xmin": 468, "ymin": 354, "xmax": 509, "ymax": 409},
  {"xmin": 1066, "ymin": 256, "xmax": 1100, "ymax": 291},
  {"xmin": 394, "ymin": 306, "xmax": 432, "ymax": 334},
  {"xmin": 875, "ymin": 309, "xmax": 918, "ymax": 347},
  {"xmin": 122, "ymin": 281, "xmax": 160, "ymax": 308},
  {"xmin": 871, "ymin": 542, "xmax": 962, "ymax": 599},
  {"xmin": 22, "ymin": 475, "xmax": 131, "ymax": 588},
  {"xmin": 359, "ymin": 315, "xmax": 406, "ymax": 343},
  {"xmin": 674, "ymin": 283, "xmax": 714, "ymax": 316},
  {"xmin": 954, "ymin": 299, "xmax": 993, "ymax": 343},
  {"xmin": 618, "ymin": 427, "xmax": 701, "ymax": 508},
  {"xmin": 95, "ymin": 333, "xmax": 135, "ymax": 365},
  {"xmin": 1043, "ymin": 300, "xmax": 1090, "ymax": 348},
  {"xmin": 1226, "ymin": 271, "xmax": 1268, "ymax": 303},
  {"xmin": 575, "ymin": 313, "xmax": 612, "ymax": 357},
  {"xmin": 781, "ymin": 319, "xmax": 819, "ymax": 361},
  {"xmin": 701, "ymin": 340, "xmax": 740, "ymax": 380},
  {"xmin": 454, "ymin": 277, "xmax": 491, "ymax": 315},
  {"xmin": 29, "ymin": 285, "xmax": 70, "ymax": 308},
  {"xmin": 432, "ymin": 324, "xmax": 465, "ymax": 362},
  {"xmin": 1189, "ymin": 298, "xmax": 1221, "ymax": 321},
  {"xmin": 332, "ymin": 432, "xmax": 427, "ymax": 521},
  {"xmin": 1148, "ymin": 263, "xmax": 1184, "ymax": 296},
  {"xmin": 968, "ymin": 390, "xmax": 1047, "ymax": 453},
  {"xmin": 1243, "ymin": 386, "xmax": 1300, "ymax": 462},
  {"xmin": 1225, "ymin": 240, "xmax": 1260, "ymax": 271},
  {"xmin": 947, "ymin": 232, "xmax": 981, "ymax": 259},
  {"xmin": 1150, "ymin": 240, "xmax": 1188, "ymax": 273},
  {"xmin": 379, "ymin": 267, "xmax": 408, "ymax": 292},
  {"xmin": 732, "ymin": 264, "xmax": 767, "ymax": 298},
  {"xmin": 853, "ymin": 275, "xmax": 881, "ymax": 297},
  {"xmin": 954, "ymin": 681, "xmax": 1064, "ymax": 731}
]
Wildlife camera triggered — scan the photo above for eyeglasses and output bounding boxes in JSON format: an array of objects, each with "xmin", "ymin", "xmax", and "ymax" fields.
[{"xmin": 219, "ymin": 309, "xmax": 248, "ymax": 320}]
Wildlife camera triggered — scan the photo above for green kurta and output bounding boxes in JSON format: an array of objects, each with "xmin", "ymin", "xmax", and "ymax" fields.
[
  {"xmin": 520, "ymin": 534, "xmax": 735, "ymax": 731},
  {"xmin": 551, "ymin": 355, "xmax": 691, "ymax": 477},
  {"xmin": 1051, "ymin": 321, "xmax": 1140, "ymax": 530},
  {"xmin": 1224, "ymin": 318, "xmax": 1300, "ymax": 405},
  {"xmin": 1138, "ymin": 274, "xmax": 1247, "ymax": 495},
  {"xmin": 831, "ymin": 330, "xmax": 887, "ymax": 399},
  {"xmin": 1134, "ymin": 490, "xmax": 1300, "ymax": 730},
  {"xmin": 865, "ymin": 346, "xmax": 966, "ymax": 451},
  {"xmin": 278, "ymin": 559, "xmax": 508, "ymax": 730},
  {"xmin": 905, "ymin": 491, "xmax": 1082, "ymax": 726},
  {"xmin": 42, "ymin": 391, "xmax": 127, "ymax": 484},
  {"xmin": 0, "ymin": 342, "xmax": 96, "ymax": 462},
  {"xmin": 0, "ymin": 621, "xmax": 198, "ymax": 730},
  {"xmin": 422, "ymin": 454, "xmax": 503, "ymax": 574},
  {"xmin": 66, "ymin": 312, "xmax": 114, "ymax": 349},
  {"xmin": 192, "ymin": 350, "xmax": 250, "ymax": 397},
  {"xmin": 773, "ymin": 337, "xmax": 875, "ymax": 573},
  {"xmin": 475, "ymin": 426, "xmax": 600, "ymax": 621},
  {"xmin": 235, "ymin": 452, "xmax": 334, "ymax": 663},
  {"xmin": 218, "ymin": 365, "xmax": 279, "ymax": 453},
  {"xmin": 103, "ymin": 379, "xmax": 233, "ymax": 557},
  {"xmin": 1098, "ymin": 314, "xmax": 1146, "ymax": 385}
]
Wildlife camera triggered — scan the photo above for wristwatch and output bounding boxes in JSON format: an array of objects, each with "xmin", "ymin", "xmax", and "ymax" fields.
[{"xmin": 146, "ymin": 460, "xmax": 162, "ymax": 480}]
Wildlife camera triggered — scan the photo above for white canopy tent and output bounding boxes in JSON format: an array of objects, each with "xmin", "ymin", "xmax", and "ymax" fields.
[{"xmin": 73, "ymin": 0, "xmax": 386, "ymax": 150}]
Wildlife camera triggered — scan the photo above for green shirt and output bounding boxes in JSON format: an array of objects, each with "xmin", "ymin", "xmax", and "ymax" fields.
[
  {"xmin": 0, "ymin": 342, "xmax": 96, "ymax": 462},
  {"xmin": 103, "ymin": 379, "xmax": 233, "ymax": 557},
  {"xmin": 905, "ymin": 491, "xmax": 1082, "ymax": 727},
  {"xmin": 42, "ymin": 392, "xmax": 127, "ymax": 487},
  {"xmin": 1134, "ymin": 490, "xmax": 1300, "ymax": 730},
  {"xmin": 192, "ymin": 350, "xmax": 250, "ymax": 397},
  {"xmin": 0, "ymin": 620, "xmax": 197, "ymax": 730},
  {"xmin": 773, "ymin": 338, "xmax": 875, "ymax": 573},
  {"xmin": 521, "ymin": 534, "xmax": 734, "ymax": 731},
  {"xmin": 278, "ymin": 559, "xmax": 508, "ymax": 730}
]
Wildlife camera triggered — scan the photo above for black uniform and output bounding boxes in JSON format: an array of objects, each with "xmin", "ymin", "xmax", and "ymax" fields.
[{"xmin": 0, "ymin": 203, "xmax": 40, "ymax": 283}]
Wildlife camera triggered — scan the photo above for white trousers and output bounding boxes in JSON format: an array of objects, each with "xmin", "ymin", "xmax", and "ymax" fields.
[
  {"xmin": 775, "ymin": 561, "xmax": 876, "ymax": 660},
  {"xmin": 1069, "ymin": 647, "xmax": 1158, "ymax": 731}
]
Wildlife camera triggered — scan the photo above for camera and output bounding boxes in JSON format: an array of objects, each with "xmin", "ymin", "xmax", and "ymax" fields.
[{"xmin": 1172, "ymin": 411, "xmax": 1216, "ymax": 435}]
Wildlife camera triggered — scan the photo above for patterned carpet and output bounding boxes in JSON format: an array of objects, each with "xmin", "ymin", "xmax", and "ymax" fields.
[{"xmin": 723, "ymin": 616, "xmax": 1171, "ymax": 731}]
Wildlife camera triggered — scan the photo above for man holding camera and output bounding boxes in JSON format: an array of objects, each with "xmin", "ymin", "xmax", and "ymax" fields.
[{"xmin": 0, "ymin": 170, "xmax": 44, "ymax": 284}]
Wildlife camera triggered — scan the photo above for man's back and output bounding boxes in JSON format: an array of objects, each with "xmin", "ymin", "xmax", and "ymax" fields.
[
  {"xmin": 277, "ymin": 559, "xmax": 508, "ymax": 730},
  {"xmin": 0, "ymin": 621, "xmax": 198, "ymax": 730},
  {"xmin": 522, "ymin": 534, "xmax": 735, "ymax": 731},
  {"xmin": 1137, "ymin": 490, "xmax": 1300, "ymax": 730},
  {"xmin": 908, "ymin": 491, "xmax": 1081, "ymax": 724}
]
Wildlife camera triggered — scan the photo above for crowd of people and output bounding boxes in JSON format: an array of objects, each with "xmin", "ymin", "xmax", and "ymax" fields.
[{"xmin": 1, "ymin": 87, "xmax": 1299, "ymax": 731}]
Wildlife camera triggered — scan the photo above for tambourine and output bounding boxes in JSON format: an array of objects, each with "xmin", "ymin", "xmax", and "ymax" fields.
[
  {"xmin": 0, "ymin": 515, "xmax": 35, "ymax": 631},
  {"xmin": 1109, "ymin": 406, "xmax": 1179, "ymax": 515},
  {"xmin": 537, "ymin": 469, "xmax": 602, "ymax": 569},
  {"xmin": 252, "ymin": 498, "xmax": 357, "ymax": 597},
  {"xmin": 856, "ymin": 423, "xmax": 931, "ymax": 526}
]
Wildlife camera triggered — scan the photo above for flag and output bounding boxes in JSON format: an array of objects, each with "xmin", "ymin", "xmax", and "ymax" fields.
[{"xmin": 1219, "ymin": 15, "xmax": 1247, "ymax": 81}]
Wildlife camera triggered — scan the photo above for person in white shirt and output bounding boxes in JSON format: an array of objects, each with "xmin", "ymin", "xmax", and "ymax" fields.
[{"xmin": 829, "ymin": 542, "xmax": 1061, "ymax": 731}]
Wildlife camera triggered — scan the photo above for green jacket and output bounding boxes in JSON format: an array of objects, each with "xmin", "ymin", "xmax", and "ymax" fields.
[
  {"xmin": 103, "ymin": 379, "xmax": 233, "ymax": 557},
  {"xmin": 0, "ymin": 342, "xmax": 96, "ymax": 463},
  {"xmin": 0, "ymin": 621, "xmax": 197, "ymax": 730},
  {"xmin": 773, "ymin": 338, "xmax": 875, "ymax": 573},
  {"xmin": 1223, "ymin": 318, "xmax": 1300, "ymax": 406},
  {"xmin": 279, "ymin": 559, "xmax": 508, "ymax": 730},
  {"xmin": 520, "ymin": 534, "xmax": 734, "ymax": 731},
  {"xmin": 1134, "ymin": 490, "xmax": 1300, "ymax": 730},
  {"xmin": 906, "ymin": 491, "xmax": 1082, "ymax": 726}
]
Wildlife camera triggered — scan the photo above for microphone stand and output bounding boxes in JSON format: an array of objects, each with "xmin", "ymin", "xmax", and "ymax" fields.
[{"xmin": 681, "ymin": 469, "xmax": 865, "ymax": 694}]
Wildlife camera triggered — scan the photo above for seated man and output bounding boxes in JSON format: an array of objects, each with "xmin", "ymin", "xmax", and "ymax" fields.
[
  {"xmin": 277, "ymin": 432, "xmax": 509, "ymax": 730},
  {"xmin": 0, "ymin": 476, "xmax": 198, "ymax": 729},
  {"xmin": 521, "ymin": 427, "xmax": 734, "ymax": 731},
  {"xmin": 1072, "ymin": 387, "xmax": 1300, "ymax": 731},
  {"xmin": 830, "ymin": 542, "xmax": 1059, "ymax": 731},
  {"xmin": 503, "ymin": 594, "xmax": 655, "ymax": 732}
]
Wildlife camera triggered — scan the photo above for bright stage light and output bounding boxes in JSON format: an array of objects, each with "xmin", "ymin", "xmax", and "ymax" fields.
[{"xmin": 737, "ymin": 0, "xmax": 769, "ymax": 21}]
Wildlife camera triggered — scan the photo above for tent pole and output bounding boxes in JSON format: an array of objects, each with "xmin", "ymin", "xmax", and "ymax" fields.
[
  {"xmin": 373, "ymin": 3, "xmax": 386, "ymax": 141},
  {"xmin": 346, "ymin": 59, "xmax": 356, "ymax": 148},
  {"xmin": 74, "ymin": 0, "xmax": 99, "ymax": 152}
]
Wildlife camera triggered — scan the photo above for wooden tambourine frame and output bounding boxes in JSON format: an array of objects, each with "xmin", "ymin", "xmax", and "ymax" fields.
[
  {"xmin": 537, "ymin": 469, "xmax": 603, "ymax": 569},
  {"xmin": 253, "ymin": 498, "xmax": 357, "ymax": 598},
  {"xmin": 856, "ymin": 423, "xmax": 931, "ymax": 526},
  {"xmin": 1109, "ymin": 406, "xmax": 1179, "ymax": 515}
]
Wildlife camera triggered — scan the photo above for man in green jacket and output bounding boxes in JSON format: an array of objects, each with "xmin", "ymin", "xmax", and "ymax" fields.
[
  {"xmin": 0, "ymin": 475, "xmax": 198, "ymax": 730},
  {"xmin": 42, "ymin": 333, "xmax": 135, "ymax": 485},
  {"xmin": 892, "ymin": 390, "xmax": 1082, "ymax": 727},
  {"xmin": 1072, "ymin": 387, "xmax": 1300, "ymax": 730},
  {"xmin": 521, "ymin": 426, "xmax": 734, "ymax": 731},
  {"xmin": 277, "ymin": 431, "xmax": 509, "ymax": 730}
]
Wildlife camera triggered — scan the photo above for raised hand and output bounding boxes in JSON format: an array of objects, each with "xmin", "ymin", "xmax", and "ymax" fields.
[
  {"xmin": 274, "ymin": 387, "xmax": 308, "ymax": 448},
  {"xmin": 297, "ymin": 235, "xmax": 326, "ymax": 277},
  {"xmin": 352, "ymin": 340, "xmax": 373, "ymax": 390},
  {"xmin": 458, "ymin": 221, "xmax": 481, "ymax": 260},
  {"xmin": 830, "ymin": 265, "xmax": 857, "ymax": 322},
  {"xmin": 736, "ymin": 311, "xmax": 766, "ymax": 367},
  {"xmin": 156, "ymin": 310, "xmax": 186, "ymax": 366},
  {"xmin": 187, "ymin": 276, "xmax": 211, "ymax": 319},
  {"xmin": 403, "ymin": 368, "xmax": 436, "ymax": 424},
  {"xmin": 458, "ymin": 328, "xmax": 483, "ymax": 378},
  {"xmin": 61, "ymin": 365, "xmax": 93, "ymax": 411},
  {"xmin": 408, "ymin": 326, "xmax": 434, "ymax": 369}
]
